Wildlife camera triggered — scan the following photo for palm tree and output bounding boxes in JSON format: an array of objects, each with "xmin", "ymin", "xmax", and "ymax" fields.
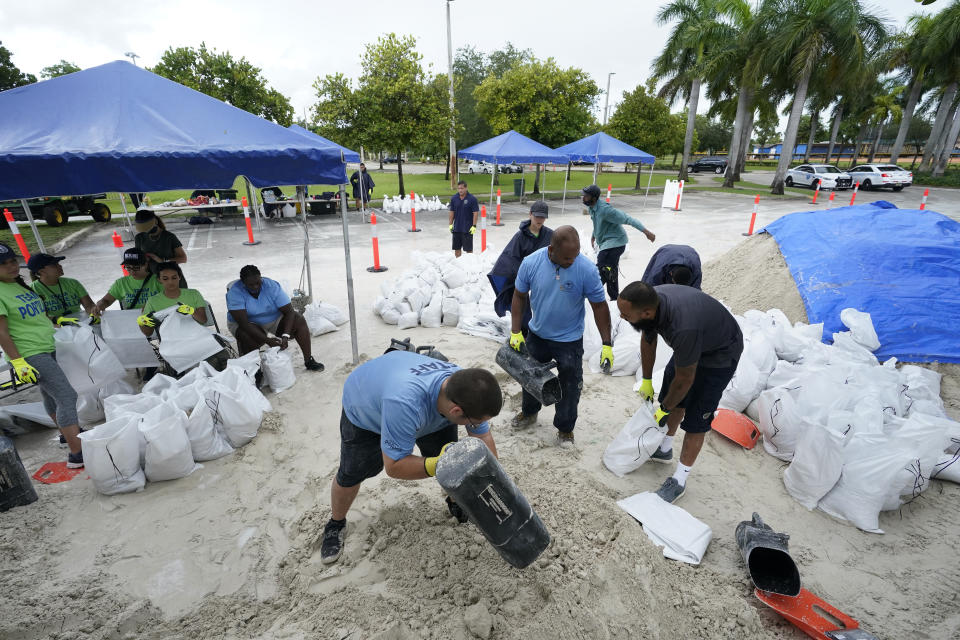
[
  {"xmin": 918, "ymin": 1, "xmax": 960, "ymax": 173},
  {"xmin": 889, "ymin": 15, "xmax": 935, "ymax": 164},
  {"xmin": 865, "ymin": 83, "xmax": 904, "ymax": 163},
  {"xmin": 651, "ymin": 0, "xmax": 728, "ymax": 181},
  {"xmin": 766, "ymin": 0, "xmax": 888, "ymax": 195}
]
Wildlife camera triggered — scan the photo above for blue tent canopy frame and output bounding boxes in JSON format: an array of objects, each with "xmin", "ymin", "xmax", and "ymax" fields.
[
  {"xmin": 459, "ymin": 130, "xmax": 569, "ymax": 164},
  {"xmin": 288, "ymin": 124, "xmax": 361, "ymax": 164},
  {"xmin": 553, "ymin": 132, "xmax": 655, "ymax": 164}
]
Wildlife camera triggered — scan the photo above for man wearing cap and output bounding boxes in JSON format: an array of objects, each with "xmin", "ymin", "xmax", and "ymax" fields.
[
  {"xmin": 616, "ymin": 281, "xmax": 743, "ymax": 503},
  {"xmin": 134, "ymin": 210, "xmax": 188, "ymax": 286},
  {"xmin": 350, "ymin": 163, "xmax": 376, "ymax": 211},
  {"xmin": 641, "ymin": 244, "xmax": 703, "ymax": 290},
  {"xmin": 91, "ymin": 248, "xmax": 163, "ymax": 315},
  {"xmin": 487, "ymin": 200, "xmax": 554, "ymax": 333},
  {"xmin": 582, "ymin": 184, "xmax": 656, "ymax": 300},
  {"xmin": 508, "ymin": 226, "xmax": 613, "ymax": 447},
  {"xmin": 27, "ymin": 254, "xmax": 97, "ymax": 323},
  {"xmin": 448, "ymin": 180, "xmax": 479, "ymax": 258}
]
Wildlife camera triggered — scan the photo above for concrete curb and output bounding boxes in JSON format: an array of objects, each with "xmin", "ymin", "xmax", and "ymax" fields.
[{"xmin": 50, "ymin": 223, "xmax": 103, "ymax": 254}]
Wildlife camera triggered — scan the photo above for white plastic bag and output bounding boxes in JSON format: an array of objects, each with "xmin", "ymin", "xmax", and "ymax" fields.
[
  {"xmin": 79, "ymin": 416, "xmax": 145, "ymax": 495},
  {"xmin": 162, "ymin": 377, "xmax": 210, "ymax": 413},
  {"xmin": 142, "ymin": 410, "xmax": 197, "ymax": 482},
  {"xmin": 54, "ymin": 325, "xmax": 124, "ymax": 394},
  {"xmin": 398, "ymin": 311, "xmax": 420, "ymax": 329},
  {"xmin": 441, "ymin": 297, "xmax": 459, "ymax": 327},
  {"xmin": 104, "ymin": 393, "xmax": 164, "ymax": 422},
  {"xmin": 185, "ymin": 394, "xmax": 235, "ymax": 461},
  {"xmin": 783, "ymin": 424, "xmax": 845, "ymax": 509},
  {"xmin": 202, "ymin": 386, "xmax": 262, "ymax": 448},
  {"xmin": 420, "ymin": 298, "xmax": 443, "ymax": 328},
  {"xmin": 840, "ymin": 308, "xmax": 880, "ymax": 351},
  {"xmin": 304, "ymin": 305, "xmax": 337, "ymax": 336},
  {"xmin": 76, "ymin": 391, "xmax": 105, "ymax": 426},
  {"xmin": 142, "ymin": 373, "xmax": 177, "ymax": 396},
  {"xmin": 718, "ymin": 358, "xmax": 763, "ymax": 413},
  {"xmin": 212, "ymin": 366, "xmax": 271, "ymax": 412},
  {"xmin": 226, "ymin": 350, "xmax": 261, "ymax": 378},
  {"xmin": 156, "ymin": 311, "xmax": 223, "ymax": 374},
  {"xmin": 314, "ymin": 301, "xmax": 348, "ymax": 326},
  {"xmin": 757, "ymin": 387, "xmax": 805, "ymax": 461},
  {"xmin": 602, "ymin": 404, "xmax": 667, "ymax": 477},
  {"xmin": 261, "ymin": 346, "xmax": 296, "ymax": 393}
]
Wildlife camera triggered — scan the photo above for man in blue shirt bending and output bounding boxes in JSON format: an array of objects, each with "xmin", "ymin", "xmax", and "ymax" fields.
[
  {"xmin": 319, "ymin": 350, "xmax": 503, "ymax": 564},
  {"xmin": 509, "ymin": 226, "xmax": 614, "ymax": 447},
  {"xmin": 448, "ymin": 180, "xmax": 479, "ymax": 257}
]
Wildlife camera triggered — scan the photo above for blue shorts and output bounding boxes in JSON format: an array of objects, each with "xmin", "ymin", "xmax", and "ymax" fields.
[{"xmin": 658, "ymin": 358, "xmax": 738, "ymax": 434}]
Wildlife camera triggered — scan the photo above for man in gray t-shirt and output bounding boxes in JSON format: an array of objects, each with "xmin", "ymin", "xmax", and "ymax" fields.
[{"xmin": 617, "ymin": 282, "xmax": 743, "ymax": 503}]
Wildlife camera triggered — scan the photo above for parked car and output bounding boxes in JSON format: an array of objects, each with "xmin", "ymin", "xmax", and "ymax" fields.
[
  {"xmin": 847, "ymin": 164, "xmax": 913, "ymax": 191},
  {"xmin": 686, "ymin": 156, "xmax": 728, "ymax": 174},
  {"xmin": 383, "ymin": 155, "xmax": 402, "ymax": 164},
  {"xmin": 784, "ymin": 164, "xmax": 853, "ymax": 190},
  {"xmin": 467, "ymin": 161, "xmax": 494, "ymax": 174},
  {"xmin": 500, "ymin": 163, "xmax": 523, "ymax": 174},
  {"xmin": 0, "ymin": 194, "xmax": 113, "ymax": 227}
]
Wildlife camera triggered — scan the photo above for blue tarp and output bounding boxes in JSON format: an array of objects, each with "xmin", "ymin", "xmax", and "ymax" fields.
[
  {"xmin": 0, "ymin": 61, "xmax": 347, "ymax": 200},
  {"xmin": 288, "ymin": 124, "xmax": 361, "ymax": 163},
  {"xmin": 459, "ymin": 130, "xmax": 569, "ymax": 164},
  {"xmin": 554, "ymin": 132, "xmax": 655, "ymax": 164},
  {"xmin": 762, "ymin": 202, "xmax": 960, "ymax": 363}
]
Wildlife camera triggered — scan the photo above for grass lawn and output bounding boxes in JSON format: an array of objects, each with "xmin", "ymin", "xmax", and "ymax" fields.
[{"xmin": 0, "ymin": 220, "xmax": 117, "ymax": 255}]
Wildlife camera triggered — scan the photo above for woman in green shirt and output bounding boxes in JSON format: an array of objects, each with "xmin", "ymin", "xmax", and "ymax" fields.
[
  {"xmin": 27, "ymin": 253, "xmax": 96, "ymax": 322},
  {"xmin": 0, "ymin": 242, "xmax": 83, "ymax": 468},
  {"xmin": 91, "ymin": 248, "xmax": 163, "ymax": 316},
  {"xmin": 134, "ymin": 210, "xmax": 188, "ymax": 286}
]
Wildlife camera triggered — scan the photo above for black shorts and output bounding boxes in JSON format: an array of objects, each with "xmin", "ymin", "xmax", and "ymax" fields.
[
  {"xmin": 452, "ymin": 231, "xmax": 474, "ymax": 252},
  {"xmin": 658, "ymin": 357, "xmax": 738, "ymax": 434},
  {"xmin": 335, "ymin": 410, "xmax": 458, "ymax": 487}
]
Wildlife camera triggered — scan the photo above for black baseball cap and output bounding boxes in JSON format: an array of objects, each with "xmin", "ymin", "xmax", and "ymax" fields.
[
  {"xmin": 582, "ymin": 185, "xmax": 602, "ymax": 199},
  {"xmin": 27, "ymin": 253, "xmax": 66, "ymax": 273},
  {"xmin": 0, "ymin": 242, "xmax": 16, "ymax": 263},
  {"xmin": 122, "ymin": 248, "xmax": 147, "ymax": 265},
  {"xmin": 530, "ymin": 200, "xmax": 549, "ymax": 218}
]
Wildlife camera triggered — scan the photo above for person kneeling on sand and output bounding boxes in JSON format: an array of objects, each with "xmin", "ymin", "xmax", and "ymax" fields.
[
  {"xmin": 320, "ymin": 350, "xmax": 503, "ymax": 564},
  {"xmin": 617, "ymin": 281, "xmax": 743, "ymax": 503}
]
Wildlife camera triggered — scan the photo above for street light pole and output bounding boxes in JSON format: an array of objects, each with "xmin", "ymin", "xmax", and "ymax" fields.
[
  {"xmin": 603, "ymin": 71, "xmax": 616, "ymax": 126},
  {"xmin": 124, "ymin": 52, "xmax": 140, "ymax": 67},
  {"xmin": 446, "ymin": 0, "xmax": 458, "ymax": 188}
]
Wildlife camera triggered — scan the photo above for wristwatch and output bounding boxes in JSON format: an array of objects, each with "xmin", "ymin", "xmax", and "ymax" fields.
[{"xmin": 281, "ymin": 333, "xmax": 291, "ymax": 339}]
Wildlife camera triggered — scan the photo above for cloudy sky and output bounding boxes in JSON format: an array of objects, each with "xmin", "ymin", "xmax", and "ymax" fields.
[{"xmin": 2, "ymin": 0, "xmax": 933, "ymax": 121}]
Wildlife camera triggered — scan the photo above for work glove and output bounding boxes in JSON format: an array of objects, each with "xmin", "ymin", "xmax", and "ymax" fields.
[
  {"xmin": 56, "ymin": 316, "xmax": 79, "ymax": 326},
  {"xmin": 654, "ymin": 407, "xmax": 670, "ymax": 428},
  {"xmin": 637, "ymin": 378, "xmax": 655, "ymax": 402},
  {"xmin": 469, "ymin": 225, "xmax": 476, "ymax": 235},
  {"xmin": 176, "ymin": 304, "xmax": 195, "ymax": 316},
  {"xmin": 136, "ymin": 314, "xmax": 156, "ymax": 328},
  {"xmin": 10, "ymin": 357, "xmax": 39, "ymax": 384},
  {"xmin": 424, "ymin": 442, "xmax": 454, "ymax": 477},
  {"xmin": 509, "ymin": 331, "xmax": 525, "ymax": 352},
  {"xmin": 449, "ymin": 224, "xmax": 454, "ymax": 232},
  {"xmin": 88, "ymin": 316, "xmax": 101, "ymax": 325},
  {"xmin": 600, "ymin": 344, "xmax": 614, "ymax": 373}
]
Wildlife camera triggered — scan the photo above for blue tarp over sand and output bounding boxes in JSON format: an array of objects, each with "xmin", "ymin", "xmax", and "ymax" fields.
[{"xmin": 762, "ymin": 202, "xmax": 960, "ymax": 363}]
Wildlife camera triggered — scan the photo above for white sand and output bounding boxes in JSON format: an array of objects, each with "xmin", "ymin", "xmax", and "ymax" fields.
[{"xmin": 3, "ymin": 235, "xmax": 959, "ymax": 640}]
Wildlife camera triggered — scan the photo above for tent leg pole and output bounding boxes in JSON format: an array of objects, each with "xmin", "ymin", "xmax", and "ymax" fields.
[
  {"xmin": 540, "ymin": 164, "xmax": 545, "ymax": 200},
  {"xmin": 592, "ymin": 163, "xmax": 598, "ymax": 184},
  {"xmin": 561, "ymin": 172, "xmax": 568, "ymax": 215},
  {"xmin": 338, "ymin": 183, "xmax": 359, "ymax": 365},
  {"xmin": 489, "ymin": 170, "xmax": 494, "ymax": 208},
  {"xmin": 299, "ymin": 187, "xmax": 313, "ymax": 301},
  {"xmin": 19, "ymin": 199, "xmax": 46, "ymax": 253},
  {"xmin": 642, "ymin": 162, "xmax": 654, "ymax": 210},
  {"xmin": 117, "ymin": 193, "xmax": 134, "ymax": 240}
]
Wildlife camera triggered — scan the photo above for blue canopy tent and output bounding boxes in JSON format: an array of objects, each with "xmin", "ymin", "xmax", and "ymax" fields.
[
  {"xmin": 459, "ymin": 130, "xmax": 570, "ymax": 205},
  {"xmin": 0, "ymin": 61, "xmax": 361, "ymax": 361},
  {"xmin": 554, "ymin": 132, "xmax": 657, "ymax": 212},
  {"xmin": 288, "ymin": 124, "xmax": 361, "ymax": 163}
]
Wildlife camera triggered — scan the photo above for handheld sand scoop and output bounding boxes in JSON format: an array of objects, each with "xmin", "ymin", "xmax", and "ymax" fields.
[
  {"xmin": 495, "ymin": 343, "xmax": 561, "ymax": 406},
  {"xmin": 735, "ymin": 512, "xmax": 801, "ymax": 596}
]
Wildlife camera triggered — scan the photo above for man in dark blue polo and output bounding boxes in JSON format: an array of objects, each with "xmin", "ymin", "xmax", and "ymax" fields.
[
  {"xmin": 448, "ymin": 180, "xmax": 479, "ymax": 257},
  {"xmin": 640, "ymin": 244, "xmax": 703, "ymax": 289}
]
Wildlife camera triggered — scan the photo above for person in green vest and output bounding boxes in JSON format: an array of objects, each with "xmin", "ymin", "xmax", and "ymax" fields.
[
  {"xmin": 27, "ymin": 253, "xmax": 96, "ymax": 323},
  {"xmin": 91, "ymin": 248, "xmax": 163, "ymax": 315},
  {"xmin": 137, "ymin": 262, "xmax": 228, "ymax": 372},
  {"xmin": 0, "ymin": 242, "xmax": 83, "ymax": 468},
  {"xmin": 134, "ymin": 210, "xmax": 188, "ymax": 287}
]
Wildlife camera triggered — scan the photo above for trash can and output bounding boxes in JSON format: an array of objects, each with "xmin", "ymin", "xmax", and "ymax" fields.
[{"xmin": 513, "ymin": 179, "xmax": 525, "ymax": 197}]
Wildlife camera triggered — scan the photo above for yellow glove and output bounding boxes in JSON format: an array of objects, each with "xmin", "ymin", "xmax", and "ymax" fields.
[
  {"xmin": 176, "ymin": 304, "xmax": 195, "ymax": 316},
  {"xmin": 137, "ymin": 314, "xmax": 156, "ymax": 328},
  {"xmin": 10, "ymin": 357, "xmax": 39, "ymax": 384},
  {"xmin": 56, "ymin": 316, "xmax": 79, "ymax": 326},
  {"xmin": 654, "ymin": 407, "xmax": 670, "ymax": 427},
  {"xmin": 449, "ymin": 224, "xmax": 454, "ymax": 232},
  {"xmin": 469, "ymin": 225, "xmax": 476, "ymax": 235},
  {"xmin": 88, "ymin": 315, "xmax": 101, "ymax": 325},
  {"xmin": 600, "ymin": 344, "xmax": 614, "ymax": 373},
  {"xmin": 424, "ymin": 442, "xmax": 454, "ymax": 477},
  {"xmin": 638, "ymin": 378, "xmax": 655, "ymax": 402},
  {"xmin": 509, "ymin": 331, "xmax": 525, "ymax": 352}
]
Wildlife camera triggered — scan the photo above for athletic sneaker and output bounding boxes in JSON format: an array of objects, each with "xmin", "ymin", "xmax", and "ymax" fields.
[
  {"xmin": 320, "ymin": 519, "xmax": 346, "ymax": 564},
  {"xmin": 66, "ymin": 451, "xmax": 84, "ymax": 469},
  {"xmin": 656, "ymin": 477, "xmax": 686, "ymax": 504},
  {"xmin": 557, "ymin": 431, "xmax": 575, "ymax": 448},
  {"xmin": 254, "ymin": 369, "xmax": 265, "ymax": 389},
  {"xmin": 649, "ymin": 447, "xmax": 673, "ymax": 464},
  {"xmin": 304, "ymin": 357, "xmax": 325, "ymax": 372},
  {"xmin": 510, "ymin": 412, "xmax": 537, "ymax": 428}
]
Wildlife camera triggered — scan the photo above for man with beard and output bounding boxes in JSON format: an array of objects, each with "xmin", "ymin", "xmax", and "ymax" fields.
[{"xmin": 616, "ymin": 281, "xmax": 742, "ymax": 503}]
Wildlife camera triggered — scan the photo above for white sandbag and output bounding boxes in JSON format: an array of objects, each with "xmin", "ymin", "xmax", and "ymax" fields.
[
  {"xmin": 380, "ymin": 281, "xmax": 394, "ymax": 299},
  {"xmin": 441, "ymin": 266, "xmax": 468, "ymax": 289},
  {"xmin": 783, "ymin": 424, "xmax": 845, "ymax": 509},
  {"xmin": 394, "ymin": 301, "xmax": 414, "ymax": 315},
  {"xmin": 840, "ymin": 308, "xmax": 880, "ymax": 351},
  {"xmin": 314, "ymin": 301, "xmax": 348, "ymax": 326},
  {"xmin": 441, "ymin": 297, "xmax": 459, "ymax": 327},
  {"xmin": 156, "ymin": 310, "xmax": 223, "ymax": 374},
  {"xmin": 457, "ymin": 313, "xmax": 511, "ymax": 342},
  {"xmin": 602, "ymin": 404, "xmax": 667, "ymax": 477},
  {"xmin": 757, "ymin": 387, "xmax": 805, "ymax": 461},
  {"xmin": 381, "ymin": 307, "xmax": 401, "ymax": 325},
  {"xmin": 765, "ymin": 360, "xmax": 805, "ymax": 390},
  {"xmin": 831, "ymin": 332, "xmax": 879, "ymax": 366},
  {"xmin": 744, "ymin": 397, "xmax": 760, "ymax": 422},
  {"xmin": 212, "ymin": 366, "xmax": 271, "ymax": 412},
  {"xmin": 142, "ymin": 373, "xmax": 177, "ymax": 396},
  {"xmin": 587, "ymin": 339, "xmax": 643, "ymax": 377},
  {"xmin": 261, "ymin": 346, "xmax": 296, "ymax": 393},
  {"xmin": 420, "ymin": 300, "xmax": 443, "ymax": 328},
  {"xmin": 718, "ymin": 358, "xmax": 763, "ymax": 413},
  {"xmin": 76, "ymin": 391, "xmax": 105, "ymax": 426},
  {"xmin": 932, "ymin": 452, "xmax": 960, "ymax": 484},
  {"xmin": 162, "ymin": 377, "xmax": 210, "ymax": 413},
  {"xmin": 373, "ymin": 296, "xmax": 390, "ymax": 317},
  {"xmin": 202, "ymin": 386, "xmax": 262, "ymax": 448},
  {"xmin": 304, "ymin": 305, "xmax": 338, "ymax": 336},
  {"xmin": 398, "ymin": 311, "xmax": 420, "ymax": 329},
  {"xmin": 79, "ymin": 416, "xmax": 145, "ymax": 495},
  {"xmin": 226, "ymin": 350, "xmax": 261, "ymax": 378},
  {"xmin": 405, "ymin": 288, "xmax": 429, "ymax": 314},
  {"xmin": 185, "ymin": 394, "xmax": 235, "ymax": 461},
  {"xmin": 882, "ymin": 415, "xmax": 954, "ymax": 507},
  {"xmin": 142, "ymin": 410, "xmax": 197, "ymax": 482},
  {"xmin": 104, "ymin": 393, "xmax": 164, "ymax": 422},
  {"xmin": 54, "ymin": 325, "xmax": 124, "ymax": 394}
]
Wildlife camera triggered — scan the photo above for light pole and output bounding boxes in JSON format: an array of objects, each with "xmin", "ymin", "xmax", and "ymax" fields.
[
  {"xmin": 603, "ymin": 72, "xmax": 616, "ymax": 126},
  {"xmin": 124, "ymin": 52, "xmax": 140, "ymax": 67},
  {"xmin": 446, "ymin": 0, "xmax": 457, "ymax": 188}
]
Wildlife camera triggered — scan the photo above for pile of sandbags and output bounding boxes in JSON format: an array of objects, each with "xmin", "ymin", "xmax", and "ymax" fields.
[
  {"xmin": 304, "ymin": 301, "xmax": 348, "ymax": 336},
  {"xmin": 54, "ymin": 325, "xmax": 133, "ymax": 426},
  {"xmin": 381, "ymin": 193, "xmax": 445, "ymax": 214},
  {"xmin": 371, "ymin": 251, "xmax": 510, "ymax": 342},
  {"xmin": 79, "ymin": 351, "xmax": 270, "ymax": 495}
]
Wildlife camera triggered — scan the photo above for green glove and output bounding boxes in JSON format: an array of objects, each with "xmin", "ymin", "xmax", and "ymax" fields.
[
  {"xmin": 88, "ymin": 316, "xmax": 101, "ymax": 325},
  {"xmin": 56, "ymin": 316, "xmax": 79, "ymax": 326},
  {"xmin": 176, "ymin": 304, "xmax": 195, "ymax": 316},
  {"xmin": 137, "ymin": 314, "xmax": 156, "ymax": 328},
  {"xmin": 654, "ymin": 407, "xmax": 670, "ymax": 427},
  {"xmin": 638, "ymin": 378, "xmax": 655, "ymax": 402},
  {"xmin": 449, "ymin": 224, "xmax": 454, "ymax": 232},
  {"xmin": 600, "ymin": 344, "xmax": 614, "ymax": 373},
  {"xmin": 509, "ymin": 331, "xmax": 525, "ymax": 352},
  {"xmin": 469, "ymin": 225, "xmax": 476, "ymax": 235},
  {"xmin": 10, "ymin": 357, "xmax": 39, "ymax": 384},
  {"xmin": 424, "ymin": 442, "xmax": 454, "ymax": 477}
]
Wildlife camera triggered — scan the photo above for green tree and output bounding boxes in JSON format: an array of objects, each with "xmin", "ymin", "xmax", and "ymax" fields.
[
  {"xmin": 0, "ymin": 41, "xmax": 36, "ymax": 91},
  {"xmin": 752, "ymin": 109, "xmax": 780, "ymax": 147},
  {"xmin": 889, "ymin": 14, "xmax": 936, "ymax": 163},
  {"xmin": 919, "ymin": 0, "xmax": 960, "ymax": 174},
  {"xmin": 40, "ymin": 60, "xmax": 80, "ymax": 79},
  {"xmin": 487, "ymin": 43, "xmax": 533, "ymax": 78},
  {"xmin": 311, "ymin": 72, "xmax": 362, "ymax": 152},
  {"xmin": 607, "ymin": 81, "xmax": 687, "ymax": 187},
  {"xmin": 453, "ymin": 45, "xmax": 493, "ymax": 148},
  {"xmin": 151, "ymin": 43, "xmax": 293, "ymax": 126},
  {"xmin": 694, "ymin": 115, "xmax": 732, "ymax": 153}
]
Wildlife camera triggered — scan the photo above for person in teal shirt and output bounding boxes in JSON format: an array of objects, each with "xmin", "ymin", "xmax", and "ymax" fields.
[
  {"xmin": 27, "ymin": 253, "xmax": 96, "ymax": 322},
  {"xmin": 583, "ymin": 184, "xmax": 656, "ymax": 300}
]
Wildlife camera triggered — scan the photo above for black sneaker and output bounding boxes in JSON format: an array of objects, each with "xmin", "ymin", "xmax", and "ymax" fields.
[
  {"xmin": 59, "ymin": 433, "xmax": 67, "ymax": 448},
  {"xmin": 254, "ymin": 369, "xmax": 264, "ymax": 389},
  {"xmin": 66, "ymin": 451, "xmax": 84, "ymax": 469},
  {"xmin": 304, "ymin": 357, "xmax": 325, "ymax": 372},
  {"xmin": 656, "ymin": 477, "xmax": 686, "ymax": 504},
  {"xmin": 320, "ymin": 519, "xmax": 346, "ymax": 564}
]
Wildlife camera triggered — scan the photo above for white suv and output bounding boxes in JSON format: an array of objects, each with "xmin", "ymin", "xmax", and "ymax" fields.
[
  {"xmin": 847, "ymin": 164, "xmax": 913, "ymax": 191},
  {"xmin": 785, "ymin": 164, "xmax": 853, "ymax": 190}
]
